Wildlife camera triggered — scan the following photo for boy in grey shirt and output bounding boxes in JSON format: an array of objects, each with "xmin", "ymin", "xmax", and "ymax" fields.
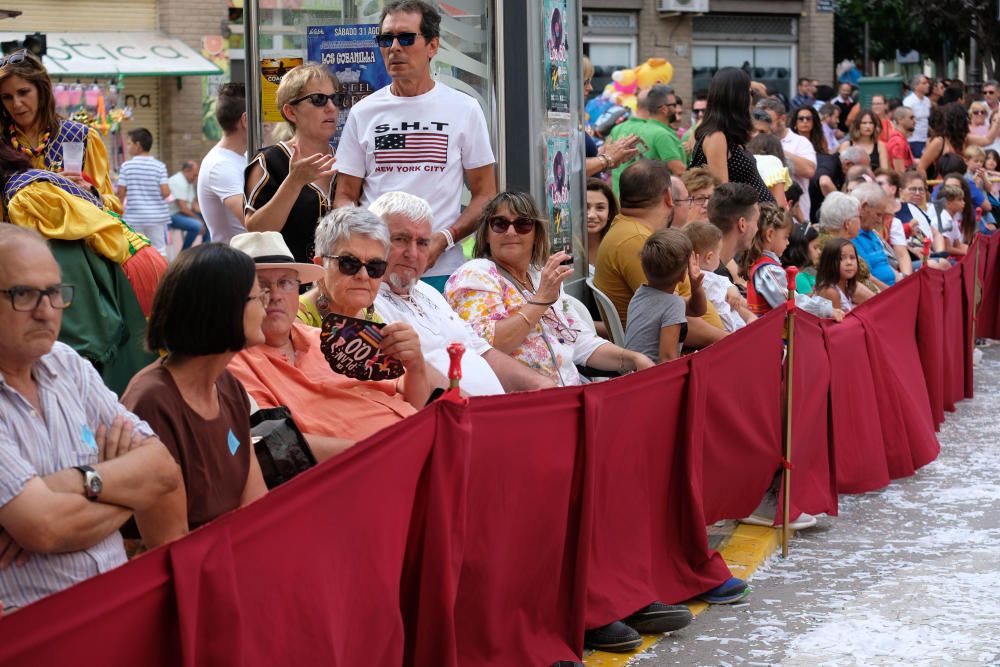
[{"xmin": 624, "ymin": 228, "xmax": 707, "ymax": 363}]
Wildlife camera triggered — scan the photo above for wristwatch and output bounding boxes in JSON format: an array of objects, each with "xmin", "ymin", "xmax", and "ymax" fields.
[{"xmin": 74, "ymin": 465, "xmax": 103, "ymax": 501}]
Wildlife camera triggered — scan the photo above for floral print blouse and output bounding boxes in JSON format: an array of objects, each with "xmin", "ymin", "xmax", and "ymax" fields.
[{"xmin": 444, "ymin": 258, "xmax": 606, "ymax": 385}]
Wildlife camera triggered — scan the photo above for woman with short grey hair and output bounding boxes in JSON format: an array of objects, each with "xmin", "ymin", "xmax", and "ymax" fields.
[{"xmin": 298, "ymin": 206, "xmax": 391, "ymax": 326}]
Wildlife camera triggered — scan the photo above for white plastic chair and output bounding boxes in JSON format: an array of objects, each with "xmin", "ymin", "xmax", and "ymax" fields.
[{"xmin": 585, "ymin": 276, "xmax": 626, "ymax": 347}]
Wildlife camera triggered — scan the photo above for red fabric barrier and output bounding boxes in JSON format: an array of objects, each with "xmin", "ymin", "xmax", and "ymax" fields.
[
  {"xmin": 976, "ymin": 233, "xmax": 1000, "ymax": 339},
  {"xmin": 825, "ymin": 313, "xmax": 892, "ymax": 493},
  {"xmin": 786, "ymin": 311, "xmax": 838, "ymax": 518},
  {"xmin": 852, "ymin": 276, "xmax": 939, "ymax": 477},
  {"xmin": 917, "ymin": 268, "xmax": 947, "ymax": 428},
  {"xmin": 690, "ymin": 309, "xmax": 785, "ymax": 523},
  {"xmin": 582, "ymin": 359, "xmax": 731, "ymax": 628},
  {"xmin": 943, "ymin": 264, "xmax": 967, "ymax": 409},
  {"xmin": 454, "ymin": 389, "xmax": 588, "ymax": 666}
]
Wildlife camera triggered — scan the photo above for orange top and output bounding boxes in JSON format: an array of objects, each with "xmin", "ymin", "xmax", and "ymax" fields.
[{"xmin": 228, "ymin": 321, "xmax": 415, "ymax": 442}]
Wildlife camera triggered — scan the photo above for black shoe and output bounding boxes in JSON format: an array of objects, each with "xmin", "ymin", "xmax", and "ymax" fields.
[
  {"xmin": 622, "ymin": 601, "xmax": 694, "ymax": 634},
  {"xmin": 583, "ymin": 621, "xmax": 642, "ymax": 652}
]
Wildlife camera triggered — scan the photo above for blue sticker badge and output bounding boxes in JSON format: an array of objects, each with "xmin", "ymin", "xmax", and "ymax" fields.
[
  {"xmin": 81, "ymin": 425, "xmax": 98, "ymax": 450},
  {"xmin": 227, "ymin": 429, "xmax": 241, "ymax": 455}
]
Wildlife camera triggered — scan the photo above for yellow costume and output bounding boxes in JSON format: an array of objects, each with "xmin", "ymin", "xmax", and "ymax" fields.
[{"xmin": 14, "ymin": 119, "xmax": 123, "ymax": 214}]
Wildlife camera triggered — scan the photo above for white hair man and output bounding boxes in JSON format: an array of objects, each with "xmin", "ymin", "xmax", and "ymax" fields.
[
  {"xmin": 370, "ymin": 191, "xmax": 555, "ymax": 394},
  {"xmin": 850, "ymin": 182, "xmax": 900, "ymax": 288}
]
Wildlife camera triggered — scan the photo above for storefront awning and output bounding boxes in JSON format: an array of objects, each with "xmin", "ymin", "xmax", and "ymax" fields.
[{"xmin": 0, "ymin": 32, "xmax": 223, "ymax": 78}]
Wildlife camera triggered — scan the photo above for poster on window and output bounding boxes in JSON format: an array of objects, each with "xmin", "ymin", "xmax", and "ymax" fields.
[
  {"xmin": 543, "ymin": 0, "xmax": 570, "ymax": 116},
  {"xmin": 261, "ymin": 57, "xmax": 304, "ymax": 123},
  {"xmin": 307, "ymin": 24, "xmax": 391, "ymax": 150},
  {"xmin": 545, "ymin": 134, "xmax": 572, "ymax": 254}
]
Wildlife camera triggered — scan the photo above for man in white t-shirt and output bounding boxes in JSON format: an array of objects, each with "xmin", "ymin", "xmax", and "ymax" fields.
[
  {"xmin": 198, "ymin": 83, "xmax": 248, "ymax": 244},
  {"xmin": 167, "ymin": 160, "xmax": 206, "ymax": 250},
  {"xmin": 903, "ymin": 75, "xmax": 932, "ymax": 158},
  {"xmin": 334, "ymin": 0, "xmax": 497, "ymax": 291},
  {"xmin": 369, "ymin": 191, "xmax": 553, "ymax": 394},
  {"xmin": 757, "ymin": 98, "xmax": 816, "ymax": 221}
]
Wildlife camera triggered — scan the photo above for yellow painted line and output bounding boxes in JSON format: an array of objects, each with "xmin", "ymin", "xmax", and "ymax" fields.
[{"xmin": 583, "ymin": 523, "xmax": 781, "ymax": 666}]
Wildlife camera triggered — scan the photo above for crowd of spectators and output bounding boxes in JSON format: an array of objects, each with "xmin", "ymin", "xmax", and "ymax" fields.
[{"xmin": 0, "ymin": 0, "xmax": 993, "ymax": 658}]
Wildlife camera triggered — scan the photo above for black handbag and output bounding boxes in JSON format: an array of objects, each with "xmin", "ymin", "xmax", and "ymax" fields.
[{"xmin": 250, "ymin": 406, "xmax": 317, "ymax": 489}]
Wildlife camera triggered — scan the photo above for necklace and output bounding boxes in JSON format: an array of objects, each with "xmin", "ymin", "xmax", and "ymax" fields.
[{"xmin": 9, "ymin": 125, "xmax": 51, "ymax": 159}]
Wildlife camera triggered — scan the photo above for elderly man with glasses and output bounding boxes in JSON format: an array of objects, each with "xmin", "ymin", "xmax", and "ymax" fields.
[
  {"xmin": 0, "ymin": 226, "xmax": 179, "ymax": 611},
  {"xmin": 334, "ymin": 0, "xmax": 497, "ymax": 293}
]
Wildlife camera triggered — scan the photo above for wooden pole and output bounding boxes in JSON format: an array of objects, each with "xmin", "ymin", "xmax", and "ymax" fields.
[{"xmin": 782, "ymin": 267, "xmax": 798, "ymax": 559}]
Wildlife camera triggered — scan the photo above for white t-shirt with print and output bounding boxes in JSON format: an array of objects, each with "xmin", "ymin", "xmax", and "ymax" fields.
[
  {"xmin": 336, "ymin": 82, "xmax": 496, "ymax": 277},
  {"xmin": 197, "ymin": 145, "xmax": 248, "ymax": 244}
]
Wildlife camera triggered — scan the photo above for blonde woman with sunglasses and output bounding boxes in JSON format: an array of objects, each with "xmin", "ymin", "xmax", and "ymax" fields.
[{"xmin": 244, "ymin": 63, "xmax": 342, "ymax": 263}]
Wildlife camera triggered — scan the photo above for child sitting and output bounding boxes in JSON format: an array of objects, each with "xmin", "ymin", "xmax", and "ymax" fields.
[
  {"xmin": 814, "ymin": 237, "xmax": 859, "ymax": 313},
  {"xmin": 742, "ymin": 203, "xmax": 844, "ymax": 321},
  {"xmin": 624, "ymin": 228, "xmax": 707, "ymax": 363},
  {"xmin": 682, "ymin": 221, "xmax": 755, "ymax": 332}
]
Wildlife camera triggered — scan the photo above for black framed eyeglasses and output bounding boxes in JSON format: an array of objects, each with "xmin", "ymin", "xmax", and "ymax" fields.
[
  {"xmin": 488, "ymin": 217, "xmax": 536, "ymax": 235},
  {"xmin": 376, "ymin": 32, "xmax": 420, "ymax": 48},
  {"xmin": 324, "ymin": 255, "xmax": 389, "ymax": 278},
  {"xmin": 0, "ymin": 49, "xmax": 28, "ymax": 68},
  {"xmin": 289, "ymin": 92, "xmax": 348, "ymax": 108},
  {"xmin": 0, "ymin": 284, "xmax": 75, "ymax": 311}
]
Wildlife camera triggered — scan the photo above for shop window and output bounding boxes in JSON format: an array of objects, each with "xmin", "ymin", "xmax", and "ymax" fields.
[{"xmin": 693, "ymin": 43, "xmax": 792, "ymax": 98}]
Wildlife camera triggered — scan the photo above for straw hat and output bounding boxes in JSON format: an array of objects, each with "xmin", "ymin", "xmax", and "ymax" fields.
[{"xmin": 230, "ymin": 231, "xmax": 326, "ymax": 284}]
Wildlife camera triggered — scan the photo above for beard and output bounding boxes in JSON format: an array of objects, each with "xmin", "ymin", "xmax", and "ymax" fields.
[{"xmin": 387, "ymin": 270, "xmax": 418, "ymax": 293}]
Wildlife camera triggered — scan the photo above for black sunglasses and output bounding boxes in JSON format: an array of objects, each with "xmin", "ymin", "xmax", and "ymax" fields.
[
  {"xmin": 376, "ymin": 32, "xmax": 421, "ymax": 48},
  {"xmin": 488, "ymin": 217, "xmax": 536, "ymax": 235},
  {"xmin": 324, "ymin": 254, "xmax": 388, "ymax": 278},
  {"xmin": 290, "ymin": 92, "xmax": 348, "ymax": 108},
  {"xmin": 0, "ymin": 49, "xmax": 28, "ymax": 68}
]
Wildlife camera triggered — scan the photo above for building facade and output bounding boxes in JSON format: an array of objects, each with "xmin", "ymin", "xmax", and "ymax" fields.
[{"xmin": 582, "ymin": 0, "xmax": 834, "ymax": 116}]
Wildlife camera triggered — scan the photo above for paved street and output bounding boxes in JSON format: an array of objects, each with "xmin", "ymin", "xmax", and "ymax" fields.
[{"xmin": 645, "ymin": 344, "xmax": 1000, "ymax": 666}]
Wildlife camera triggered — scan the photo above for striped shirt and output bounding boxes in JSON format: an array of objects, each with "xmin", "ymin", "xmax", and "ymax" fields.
[
  {"xmin": 0, "ymin": 342, "xmax": 155, "ymax": 610},
  {"xmin": 119, "ymin": 155, "xmax": 170, "ymax": 226}
]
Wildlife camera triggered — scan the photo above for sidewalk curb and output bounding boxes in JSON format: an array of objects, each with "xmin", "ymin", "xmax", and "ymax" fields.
[{"xmin": 582, "ymin": 523, "xmax": 781, "ymax": 666}]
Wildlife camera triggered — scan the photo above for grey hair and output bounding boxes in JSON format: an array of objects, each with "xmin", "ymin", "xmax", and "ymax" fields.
[
  {"xmin": 910, "ymin": 74, "xmax": 927, "ymax": 89},
  {"xmin": 313, "ymin": 206, "xmax": 390, "ymax": 257},
  {"xmin": 645, "ymin": 84, "xmax": 673, "ymax": 114},
  {"xmin": 368, "ymin": 191, "xmax": 433, "ymax": 226},
  {"xmin": 851, "ymin": 182, "xmax": 886, "ymax": 207},
  {"xmin": 818, "ymin": 192, "xmax": 860, "ymax": 232},
  {"xmin": 839, "ymin": 145, "xmax": 870, "ymax": 166}
]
